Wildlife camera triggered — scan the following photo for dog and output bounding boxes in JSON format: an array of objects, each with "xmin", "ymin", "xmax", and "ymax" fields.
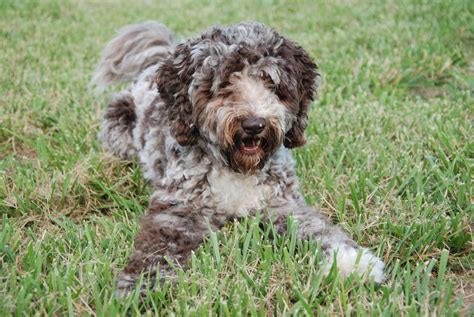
[{"xmin": 92, "ymin": 21, "xmax": 384, "ymax": 297}]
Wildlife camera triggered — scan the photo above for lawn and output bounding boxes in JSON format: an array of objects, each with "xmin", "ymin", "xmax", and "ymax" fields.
[{"xmin": 0, "ymin": 0, "xmax": 472, "ymax": 315}]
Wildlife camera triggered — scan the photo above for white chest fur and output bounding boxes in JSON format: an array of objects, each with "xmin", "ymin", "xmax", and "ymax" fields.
[{"xmin": 207, "ymin": 167, "xmax": 270, "ymax": 217}]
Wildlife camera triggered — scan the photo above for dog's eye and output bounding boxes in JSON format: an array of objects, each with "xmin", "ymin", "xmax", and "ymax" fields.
[
  {"xmin": 259, "ymin": 74, "xmax": 276, "ymax": 91},
  {"xmin": 274, "ymin": 85, "xmax": 292, "ymax": 102}
]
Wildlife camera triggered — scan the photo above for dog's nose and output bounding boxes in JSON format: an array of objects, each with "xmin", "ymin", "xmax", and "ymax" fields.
[{"xmin": 242, "ymin": 117, "xmax": 266, "ymax": 135}]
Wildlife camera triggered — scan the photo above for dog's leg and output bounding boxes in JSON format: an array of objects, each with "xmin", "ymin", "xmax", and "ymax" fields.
[
  {"xmin": 116, "ymin": 202, "xmax": 226, "ymax": 297},
  {"xmin": 267, "ymin": 201, "xmax": 385, "ymax": 283},
  {"xmin": 98, "ymin": 91, "xmax": 137, "ymax": 159}
]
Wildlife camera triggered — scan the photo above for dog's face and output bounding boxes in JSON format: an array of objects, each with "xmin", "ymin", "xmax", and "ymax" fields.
[
  {"xmin": 196, "ymin": 71, "xmax": 287, "ymax": 173},
  {"xmin": 156, "ymin": 23, "xmax": 319, "ymax": 174}
]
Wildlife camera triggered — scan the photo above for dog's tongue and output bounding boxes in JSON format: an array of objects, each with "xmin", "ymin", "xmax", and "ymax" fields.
[{"xmin": 242, "ymin": 139, "xmax": 259, "ymax": 155}]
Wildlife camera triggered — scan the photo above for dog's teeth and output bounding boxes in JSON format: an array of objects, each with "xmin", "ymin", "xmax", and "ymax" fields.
[{"xmin": 256, "ymin": 139, "xmax": 261, "ymax": 146}]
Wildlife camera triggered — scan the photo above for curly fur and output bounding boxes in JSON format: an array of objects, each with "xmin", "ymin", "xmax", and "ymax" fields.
[{"xmin": 93, "ymin": 21, "xmax": 384, "ymax": 297}]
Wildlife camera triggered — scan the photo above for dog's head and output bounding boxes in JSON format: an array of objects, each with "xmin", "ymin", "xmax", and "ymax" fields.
[{"xmin": 156, "ymin": 22, "xmax": 320, "ymax": 173}]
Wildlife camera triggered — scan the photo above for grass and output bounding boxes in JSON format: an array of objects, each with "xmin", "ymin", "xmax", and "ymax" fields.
[{"xmin": 0, "ymin": 0, "xmax": 472, "ymax": 315}]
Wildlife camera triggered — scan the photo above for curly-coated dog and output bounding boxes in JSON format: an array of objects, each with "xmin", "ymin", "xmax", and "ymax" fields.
[{"xmin": 92, "ymin": 21, "xmax": 384, "ymax": 296}]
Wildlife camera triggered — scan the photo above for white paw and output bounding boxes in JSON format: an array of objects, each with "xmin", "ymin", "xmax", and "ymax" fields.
[{"xmin": 325, "ymin": 244, "xmax": 385, "ymax": 284}]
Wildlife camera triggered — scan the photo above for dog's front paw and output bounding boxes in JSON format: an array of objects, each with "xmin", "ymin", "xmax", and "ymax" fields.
[{"xmin": 325, "ymin": 244, "xmax": 385, "ymax": 284}]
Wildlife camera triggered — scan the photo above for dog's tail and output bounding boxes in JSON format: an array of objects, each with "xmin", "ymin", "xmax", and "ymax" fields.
[{"xmin": 91, "ymin": 21, "xmax": 175, "ymax": 91}]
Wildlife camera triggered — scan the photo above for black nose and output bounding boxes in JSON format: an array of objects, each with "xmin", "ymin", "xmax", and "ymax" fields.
[{"xmin": 242, "ymin": 117, "xmax": 266, "ymax": 135}]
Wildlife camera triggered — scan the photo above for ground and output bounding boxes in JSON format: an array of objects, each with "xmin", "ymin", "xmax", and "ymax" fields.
[{"xmin": 0, "ymin": 0, "xmax": 472, "ymax": 315}]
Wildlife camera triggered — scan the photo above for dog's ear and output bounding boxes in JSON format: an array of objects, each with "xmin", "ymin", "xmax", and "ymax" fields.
[
  {"xmin": 156, "ymin": 42, "xmax": 199, "ymax": 146},
  {"xmin": 277, "ymin": 39, "xmax": 320, "ymax": 149}
]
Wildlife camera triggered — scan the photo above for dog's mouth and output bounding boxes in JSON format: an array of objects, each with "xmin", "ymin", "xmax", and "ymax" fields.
[
  {"xmin": 240, "ymin": 137, "xmax": 263, "ymax": 155},
  {"xmin": 225, "ymin": 127, "xmax": 281, "ymax": 174}
]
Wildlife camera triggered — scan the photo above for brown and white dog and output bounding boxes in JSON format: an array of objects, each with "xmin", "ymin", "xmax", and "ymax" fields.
[{"xmin": 92, "ymin": 21, "xmax": 384, "ymax": 296}]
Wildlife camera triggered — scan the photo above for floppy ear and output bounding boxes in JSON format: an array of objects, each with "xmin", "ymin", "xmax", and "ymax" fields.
[
  {"xmin": 277, "ymin": 39, "xmax": 320, "ymax": 148},
  {"xmin": 156, "ymin": 42, "xmax": 199, "ymax": 146}
]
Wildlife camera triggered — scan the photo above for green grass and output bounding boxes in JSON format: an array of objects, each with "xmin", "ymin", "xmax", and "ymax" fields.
[{"xmin": 0, "ymin": 0, "xmax": 472, "ymax": 315}]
